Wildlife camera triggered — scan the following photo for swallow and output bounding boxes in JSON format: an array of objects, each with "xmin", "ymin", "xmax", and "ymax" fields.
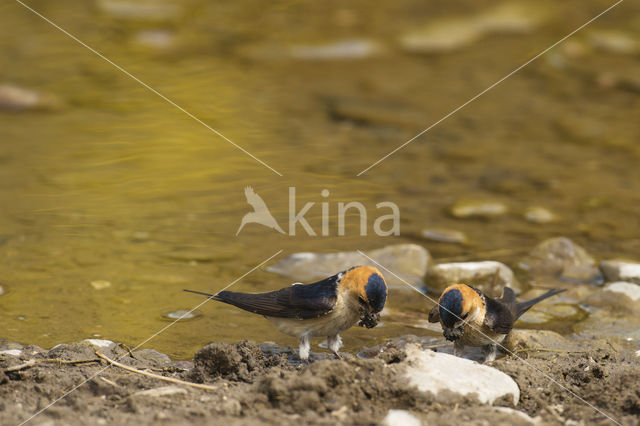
[
  {"xmin": 428, "ymin": 284, "xmax": 565, "ymax": 362},
  {"xmin": 184, "ymin": 265, "xmax": 387, "ymax": 361}
]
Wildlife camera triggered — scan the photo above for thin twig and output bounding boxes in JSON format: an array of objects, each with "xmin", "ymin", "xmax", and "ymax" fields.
[
  {"xmin": 95, "ymin": 351, "xmax": 217, "ymax": 391},
  {"xmin": 3, "ymin": 357, "xmax": 101, "ymax": 373},
  {"xmin": 5, "ymin": 359, "xmax": 36, "ymax": 372}
]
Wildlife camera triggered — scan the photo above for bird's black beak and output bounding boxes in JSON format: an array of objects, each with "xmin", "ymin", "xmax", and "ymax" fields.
[
  {"xmin": 443, "ymin": 327, "xmax": 463, "ymax": 342},
  {"xmin": 358, "ymin": 299, "xmax": 380, "ymax": 329}
]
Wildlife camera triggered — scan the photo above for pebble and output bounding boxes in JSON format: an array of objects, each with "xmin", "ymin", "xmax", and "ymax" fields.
[
  {"xmin": 588, "ymin": 30, "xmax": 638, "ymax": 55},
  {"xmin": 403, "ymin": 345, "xmax": 519, "ymax": 405},
  {"xmin": 421, "ymin": 228, "xmax": 467, "ymax": 244},
  {"xmin": 266, "ymin": 244, "xmax": 431, "ymax": 287},
  {"xmin": 399, "ymin": 2, "xmax": 542, "ymax": 54},
  {"xmin": 518, "ymin": 237, "xmax": 601, "ymax": 284},
  {"xmin": 288, "ymin": 39, "xmax": 382, "ymax": 60},
  {"xmin": 90, "ymin": 280, "xmax": 112, "ymax": 290},
  {"xmin": 162, "ymin": 309, "xmax": 202, "ymax": 321},
  {"xmin": 133, "ymin": 386, "xmax": 187, "ymax": 398},
  {"xmin": 450, "ymin": 200, "xmax": 508, "ymax": 219},
  {"xmin": 382, "ymin": 410, "xmax": 421, "ymax": 426},
  {"xmin": 426, "ymin": 260, "xmax": 522, "ymax": 294},
  {"xmin": 83, "ymin": 339, "xmax": 116, "ymax": 349},
  {"xmin": 0, "ymin": 285, "xmax": 4, "ymax": 296},
  {"xmin": 523, "ymin": 206, "xmax": 556, "ymax": 224},
  {"xmin": 133, "ymin": 29, "xmax": 175, "ymax": 50},
  {"xmin": 96, "ymin": 0, "xmax": 183, "ymax": 22},
  {"xmin": 0, "ymin": 349, "xmax": 22, "ymax": 357},
  {"xmin": 0, "ymin": 84, "xmax": 60, "ymax": 111},
  {"xmin": 600, "ymin": 260, "xmax": 640, "ymax": 284}
]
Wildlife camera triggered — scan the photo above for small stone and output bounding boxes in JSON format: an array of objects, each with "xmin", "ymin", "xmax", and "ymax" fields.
[
  {"xmin": 517, "ymin": 310, "xmax": 552, "ymax": 325},
  {"xmin": 90, "ymin": 280, "xmax": 111, "ymax": 290},
  {"xmin": 403, "ymin": 345, "xmax": 519, "ymax": 405},
  {"xmin": 426, "ymin": 261, "xmax": 522, "ymax": 294},
  {"xmin": 133, "ymin": 349, "xmax": 172, "ymax": 368},
  {"xmin": 523, "ymin": 206, "xmax": 556, "ymax": 224},
  {"xmin": 133, "ymin": 386, "xmax": 187, "ymax": 398},
  {"xmin": 133, "ymin": 30, "xmax": 174, "ymax": 49},
  {"xmin": 518, "ymin": 237, "xmax": 601, "ymax": 284},
  {"xmin": 266, "ymin": 244, "xmax": 430, "ymax": 287},
  {"xmin": 288, "ymin": 39, "xmax": 382, "ymax": 60},
  {"xmin": 450, "ymin": 200, "xmax": 508, "ymax": 219},
  {"xmin": 0, "ymin": 84, "xmax": 61, "ymax": 111},
  {"xmin": 421, "ymin": 228, "xmax": 467, "ymax": 244},
  {"xmin": 0, "ymin": 349, "xmax": 22, "ymax": 357},
  {"xmin": 83, "ymin": 339, "xmax": 116, "ymax": 349},
  {"xmin": 162, "ymin": 309, "xmax": 201, "ymax": 321},
  {"xmin": 588, "ymin": 30, "xmax": 638, "ymax": 55},
  {"xmin": 600, "ymin": 260, "xmax": 640, "ymax": 284},
  {"xmin": 382, "ymin": 409, "xmax": 421, "ymax": 426},
  {"xmin": 96, "ymin": 0, "xmax": 183, "ymax": 22}
]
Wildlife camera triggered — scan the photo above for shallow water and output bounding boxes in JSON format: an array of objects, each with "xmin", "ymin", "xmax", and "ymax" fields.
[{"xmin": 0, "ymin": 0, "xmax": 639, "ymax": 359}]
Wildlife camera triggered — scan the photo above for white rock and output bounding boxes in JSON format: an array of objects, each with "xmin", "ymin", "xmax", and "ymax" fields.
[
  {"xmin": 134, "ymin": 386, "xmax": 187, "ymax": 397},
  {"xmin": 266, "ymin": 244, "xmax": 430, "ymax": 287},
  {"xmin": 382, "ymin": 409, "xmax": 421, "ymax": 426},
  {"xmin": 403, "ymin": 345, "xmax": 519, "ymax": 405},
  {"xmin": 600, "ymin": 260, "xmax": 640, "ymax": 284},
  {"xmin": 426, "ymin": 260, "xmax": 521, "ymax": 293},
  {"xmin": 603, "ymin": 282, "xmax": 640, "ymax": 301},
  {"xmin": 288, "ymin": 39, "xmax": 382, "ymax": 60},
  {"xmin": 492, "ymin": 407, "xmax": 538, "ymax": 424},
  {"xmin": 83, "ymin": 339, "xmax": 116, "ymax": 349},
  {"xmin": 635, "ymin": 349, "xmax": 640, "ymax": 357},
  {"xmin": 0, "ymin": 349, "xmax": 22, "ymax": 356}
]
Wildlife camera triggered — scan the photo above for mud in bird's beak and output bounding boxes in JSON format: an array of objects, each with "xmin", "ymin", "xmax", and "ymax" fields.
[
  {"xmin": 443, "ymin": 327, "xmax": 463, "ymax": 342},
  {"xmin": 357, "ymin": 302, "xmax": 380, "ymax": 329}
]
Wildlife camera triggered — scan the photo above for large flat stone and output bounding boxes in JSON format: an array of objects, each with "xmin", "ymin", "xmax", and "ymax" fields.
[
  {"xmin": 426, "ymin": 260, "xmax": 522, "ymax": 294},
  {"xmin": 403, "ymin": 345, "xmax": 519, "ymax": 405}
]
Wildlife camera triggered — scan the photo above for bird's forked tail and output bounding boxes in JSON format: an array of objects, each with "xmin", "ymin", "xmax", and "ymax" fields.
[{"xmin": 515, "ymin": 288, "xmax": 565, "ymax": 319}]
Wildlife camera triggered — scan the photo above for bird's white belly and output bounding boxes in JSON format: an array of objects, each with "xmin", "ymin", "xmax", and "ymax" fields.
[{"xmin": 266, "ymin": 299, "xmax": 360, "ymax": 338}]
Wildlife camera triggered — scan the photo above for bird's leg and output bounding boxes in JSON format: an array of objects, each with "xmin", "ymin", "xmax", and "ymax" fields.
[
  {"xmin": 482, "ymin": 344, "xmax": 498, "ymax": 363},
  {"xmin": 327, "ymin": 335, "xmax": 343, "ymax": 360},
  {"xmin": 298, "ymin": 333, "xmax": 311, "ymax": 361},
  {"xmin": 453, "ymin": 341, "xmax": 464, "ymax": 358}
]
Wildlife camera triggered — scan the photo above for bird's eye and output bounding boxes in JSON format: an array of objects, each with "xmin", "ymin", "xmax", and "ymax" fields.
[
  {"xmin": 358, "ymin": 296, "xmax": 367, "ymax": 305},
  {"xmin": 461, "ymin": 313, "xmax": 468, "ymax": 320}
]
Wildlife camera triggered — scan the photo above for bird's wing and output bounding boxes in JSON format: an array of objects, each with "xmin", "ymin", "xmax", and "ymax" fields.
[
  {"xmin": 214, "ymin": 273, "xmax": 340, "ymax": 319},
  {"xmin": 427, "ymin": 305, "xmax": 440, "ymax": 323},
  {"xmin": 482, "ymin": 296, "xmax": 515, "ymax": 335},
  {"xmin": 244, "ymin": 186, "xmax": 270, "ymax": 213}
]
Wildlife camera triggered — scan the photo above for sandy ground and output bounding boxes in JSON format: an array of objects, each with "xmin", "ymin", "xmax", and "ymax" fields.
[{"xmin": 1, "ymin": 334, "xmax": 639, "ymax": 425}]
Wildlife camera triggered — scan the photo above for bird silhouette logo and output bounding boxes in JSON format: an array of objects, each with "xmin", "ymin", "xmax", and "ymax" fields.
[{"xmin": 236, "ymin": 186, "xmax": 285, "ymax": 235}]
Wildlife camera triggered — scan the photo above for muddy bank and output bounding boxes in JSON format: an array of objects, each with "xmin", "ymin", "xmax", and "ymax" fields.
[{"xmin": 1, "ymin": 334, "xmax": 638, "ymax": 425}]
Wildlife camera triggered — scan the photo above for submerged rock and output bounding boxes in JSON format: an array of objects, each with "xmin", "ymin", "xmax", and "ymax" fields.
[
  {"xmin": 0, "ymin": 84, "xmax": 61, "ymax": 111},
  {"xmin": 600, "ymin": 260, "xmax": 640, "ymax": 284},
  {"xmin": 288, "ymin": 39, "xmax": 382, "ymax": 60},
  {"xmin": 266, "ymin": 244, "xmax": 430, "ymax": 287},
  {"xmin": 450, "ymin": 200, "xmax": 508, "ymax": 219},
  {"xmin": 586, "ymin": 282, "xmax": 640, "ymax": 315},
  {"xmin": 421, "ymin": 228, "xmax": 468, "ymax": 244},
  {"xmin": 588, "ymin": 30, "xmax": 639, "ymax": 55},
  {"xmin": 426, "ymin": 261, "xmax": 522, "ymax": 294},
  {"xmin": 523, "ymin": 206, "xmax": 556, "ymax": 224},
  {"xmin": 403, "ymin": 345, "xmax": 519, "ymax": 405},
  {"xmin": 96, "ymin": 0, "xmax": 183, "ymax": 22},
  {"xmin": 400, "ymin": 2, "xmax": 543, "ymax": 54},
  {"xmin": 573, "ymin": 309, "xmax": 640, "ymax": 343},
  {"xmin": 518, "ymin": 237, "xmax": 601, "ymax": 284}
]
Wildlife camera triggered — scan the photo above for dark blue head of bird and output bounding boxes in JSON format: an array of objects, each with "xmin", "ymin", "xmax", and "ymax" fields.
[
  {"xmin": 439, "ymin": 288, "xmax": 464, "ymax": 329},
  {"xmin": 365, "ymin": 273, "xmax": 387, "ymax": 313}
]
